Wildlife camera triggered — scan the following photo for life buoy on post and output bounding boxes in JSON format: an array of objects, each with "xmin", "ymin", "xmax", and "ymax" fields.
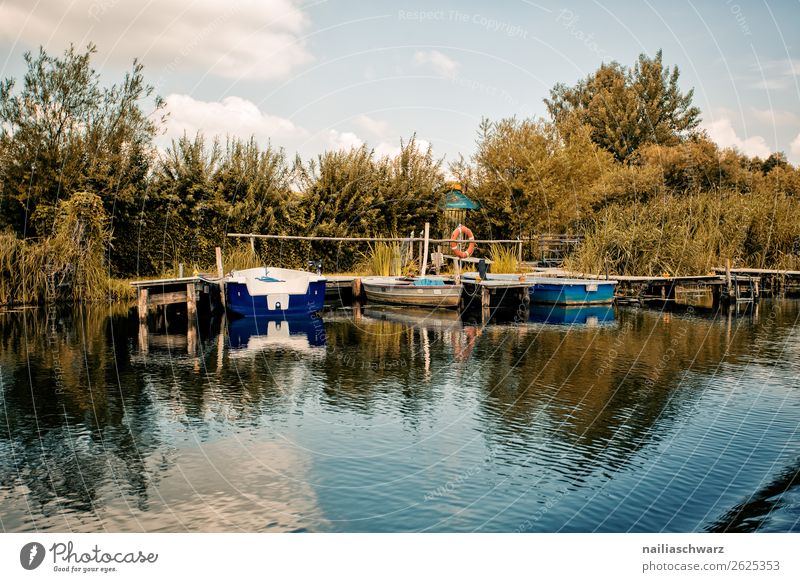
[{"xmin": 450, "ymin": 225, "xmax": 476, "ymax": 259}]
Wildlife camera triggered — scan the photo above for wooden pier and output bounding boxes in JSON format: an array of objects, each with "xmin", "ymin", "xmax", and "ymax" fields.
[
  {"xmin": 712, "ymin": 267, "xmax": 800, "ymax": 296},
  {"xmin": 131, "ymin": 275, "xmax": 223, "ymax": 354},
  {"xmin": 532, "ymin": 268, "xmax": 760, "ymax": 308},
  {"xmin": 131, "ymin": 276, "xmax": 223, "ymax": 322},
  {"xmin": 460, "ymin": 277, "xmax": 531, "ymax": 322}
]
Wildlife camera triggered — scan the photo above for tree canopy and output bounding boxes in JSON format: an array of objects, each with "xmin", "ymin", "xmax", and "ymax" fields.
[{"xmin": 545, "ymin": 50, "xmax": 701, "ymax": 161}]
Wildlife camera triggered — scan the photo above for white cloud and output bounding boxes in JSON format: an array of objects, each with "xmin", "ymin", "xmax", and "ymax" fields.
[
  {"xmin": 751, "ymin": 108, "xmax": 800, "ymax": 126},
  {"xmin": 354, "ymin": 115, "xmax": 389, "ymax": 137},
  {"xmin": 163, "ymin": 94, "xmax": 306, "ymax": 144},
  {"xmin": 0, "ymin": 0, "xmax": 312, "ymax": 81},
  {"xmin": 414, "ymin": 50, "xmax": 459, "ymax": 79},
  {"xmin": 374, "ymin": 138, "xmax": 431, "ymax": 159},
  {"xmin": 374, "ymin": 142, "xmax": 401, "ymax": 159},
  {"xmin": 326, "ymin": 130, "xmax": 431, "ymax": 159},
  {"xmin": 790, "ymin": 133, "xmax": 800, "ymax": 165},
  {"xmin": 327, "ymin": 130, "xmax": 364, "ymax": 151},
  {"xmin": 703, "ymin": 117, "xmax": 771, "ymax": 158}
]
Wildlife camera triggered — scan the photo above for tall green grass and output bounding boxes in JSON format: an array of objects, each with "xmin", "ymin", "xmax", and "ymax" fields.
[
  {"xmin": 1, "ymin": 192, "xmax": 134, "ymax": 306},
  {"xmin": 356, "ymin": 242, "xmax": 400, "ymax": 276},
  {"xmin": 565, "ymin": 190, "xmax": 800, "ymax": 276},
  {"xmin": 489, "ymin": 245, "xmax": 519, "ymax": 273}
]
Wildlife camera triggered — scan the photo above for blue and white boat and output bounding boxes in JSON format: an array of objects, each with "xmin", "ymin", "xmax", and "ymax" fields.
[
  {"xmin": 462, "ymin": 273, "xmax": 617, "ymax": 305},
  {"xmin": 225, "ymin": 267, "xmax": 326, "ymax": 318}
]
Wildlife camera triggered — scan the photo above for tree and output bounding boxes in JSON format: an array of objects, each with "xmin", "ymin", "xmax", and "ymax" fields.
[
  {"xmin": 465, "ymin": 117, "xmax": 615, "ymax": 237},
  {"xmin": 0, "ymin": 43, "xmax": 163, "ymax": 273},
  {"xmin": 545, "ymin": 50, "xmax": 700, "ymax": 161}
]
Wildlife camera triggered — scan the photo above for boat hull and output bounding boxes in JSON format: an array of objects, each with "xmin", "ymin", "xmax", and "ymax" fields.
[
  {"xmin": 530, "ymin": 281, "xmax": 616, "ymax": 305},
  {"xmin": 226, "ymin": 280, "xmax": 326, "ymax": 317},
  {"xmin": 461, "ymin": 273, "xmax": 616, "ymax": 305},
  {"xmin": 363, "ymin": 280, "xmax": 461, "ymax": 308}
]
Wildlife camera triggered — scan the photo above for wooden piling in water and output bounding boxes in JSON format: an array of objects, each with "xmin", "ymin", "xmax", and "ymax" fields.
[
  {"xmin": 215, "ymin": 246, "xmax": 226, "ymax": 309},
  {"xmin": 137, "ymin": 288, "xmax": 148, "ymax": 322},
  {"xmin": 186, "ymin": 282, "xmax": 197, "ymax": 320}
]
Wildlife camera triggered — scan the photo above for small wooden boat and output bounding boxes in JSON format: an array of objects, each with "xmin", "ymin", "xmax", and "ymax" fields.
[
  {"xmin": 225, "ymin": 267, "xmax": 326, "ymax": 318},
  {"xmin": 361, "ymin": 276, "xmax": 461, "ymax": 308}
]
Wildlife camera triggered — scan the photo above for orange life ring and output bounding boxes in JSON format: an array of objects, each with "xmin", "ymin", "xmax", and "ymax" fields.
[{"xmin": 450, "ymin": 225, "xmax": 475, "ymax": 259}]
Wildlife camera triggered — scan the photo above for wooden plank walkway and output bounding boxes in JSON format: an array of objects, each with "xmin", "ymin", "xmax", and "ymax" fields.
[{"xmin": 131, "ymin": 275, "xmax": 223, "ymax": 322}]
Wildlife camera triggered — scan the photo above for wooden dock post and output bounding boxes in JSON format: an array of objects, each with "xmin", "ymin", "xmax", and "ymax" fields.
[
  {"xmin": 215, "ymin": 246, "xmax": 226, "ymax": 309},
  {"xmin": 137, "ymin": 320, "xmax": 149, "ymax": 353},
  {"xmin": 351, "ymin": 277, "xmax": 363, "ymax": 304},
  {"xmin": 186, "ymin": 282, "xmax": 197, "ymax": 321},
  {"xmin": 481, "ymin": 286, "xmax": 491, "ymax": 323},
  {"xmin": 421, "ymin": 222, "xmax": 430, "ymax": 276},
  {"xmin": 725, "ymin": 258, "xmax": 733, "ymax": 300},
  {"xmin": 249, "ymin": 236, "xmax": 255, "ymax": 254},
  {"xmin": 137, "ymin": 288, "xmax": 149, "ymax": 322}
]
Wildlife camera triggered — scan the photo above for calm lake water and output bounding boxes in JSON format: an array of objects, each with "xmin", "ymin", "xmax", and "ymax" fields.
[{"xmin": 1, "ymin": 300, "xmax": 798, "ymax": 532}]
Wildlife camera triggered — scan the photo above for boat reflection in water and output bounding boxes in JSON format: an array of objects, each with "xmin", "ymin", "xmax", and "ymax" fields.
[
  {"xmin": 227, "ymin": 316, "xmax": 327, "ymax": 355},
  {"xmin": 527, "ymin": 304, "xmax": 616, "ymax": 326},
  {"xmin": 362, "ymin": 305, "xmax": 462, "ymax": 328}
]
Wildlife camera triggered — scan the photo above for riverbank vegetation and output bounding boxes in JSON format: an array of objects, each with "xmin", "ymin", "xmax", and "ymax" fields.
[{"xmin": 1, "ymin": 45, "xmax": 798, "ymax": 304}]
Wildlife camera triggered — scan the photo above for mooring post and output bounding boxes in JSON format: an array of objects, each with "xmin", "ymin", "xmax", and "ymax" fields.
[
  {"xmin": 138, "ymin": 320, "xmax": 148, "ymax": 354},
  {"xmin": 517, "ymin": 238, "xmax": 523, "ymax": 265},
  {"xmin": 481, "ymin": 285, "xmax": 491, "ymax": 323},
  {"xmin": 186, "ymin": 282, "xmax": 197, "ymax": 321},
  {"xmin": 187, "ymin": 313, "xmax": 198, "ymax": 356},
  {"xmin": 250, "ymin": 236, "xmax": 255, "ymax": 254},
  {"xmin": 421, "ymin": 222, "xmax": 430, "ymax": 276},
  {"xmin": 351, "ymin": 277, "xmax": 363, "ymax": 304},
  {"xmin": 137, "ymin": 288, "xmax": 148, "ymax": 323},
  {"xmin": 215, "ymin": 246, "xmax": 226, "ymax": 309},
  {"xmin": 178, "ymin": 263, "xmax": 184, "ymax": 278},
  {"xmin": 725, "ymin": 258, "xmax": 732, "ymax": 300}
]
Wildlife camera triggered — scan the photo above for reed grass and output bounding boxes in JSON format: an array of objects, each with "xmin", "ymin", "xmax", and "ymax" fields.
[
  {"xmin": 357, "ymin": 242, "xmax": 403, "ymax": 276},
  {"xmin": 489, "ymin": 245, "xmax": 519, "ymax": 273},
  {"xmin": 0, "ymin": 192, "xmax": 139, "ymax": 306},
  {"xmin": 565, "ymin": 190, "xmax": 800, "ymax": 276},
  {"xmin": 223, "ymin": 244, "xmax": 264, "ymax": 272}
]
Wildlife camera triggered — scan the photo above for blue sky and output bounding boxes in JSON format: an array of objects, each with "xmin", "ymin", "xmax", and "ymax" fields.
[{"xmin": 1, "ymin": 0, "xmax": 799, "ymax": 164}]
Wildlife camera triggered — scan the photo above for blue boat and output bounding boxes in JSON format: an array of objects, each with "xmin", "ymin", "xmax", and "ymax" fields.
[
  {"xmin": 225, "ymin": 267, "xmax": 326, "ymax": 318},
  {"xmin": 461, "ymin": 273, "xmax": 617, "ymax": 305},
  {"xmin": 529, "ymin": 278, "xmax": 616, "ymax": 305},
  {"xmin": 528, "ymin": 304, "xmax": 615, "ymax": 325}
]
